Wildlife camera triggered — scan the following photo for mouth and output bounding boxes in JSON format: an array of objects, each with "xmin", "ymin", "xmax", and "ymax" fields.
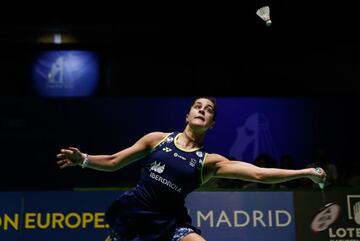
[{"xmin": 195, "ymin": 116, "xmax": 205, "ymax": 121}]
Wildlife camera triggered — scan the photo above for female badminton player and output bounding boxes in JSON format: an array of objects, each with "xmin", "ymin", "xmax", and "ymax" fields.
[{"xmin": 57, "ymin": 97, "xmax": 326, "ymax": 241}]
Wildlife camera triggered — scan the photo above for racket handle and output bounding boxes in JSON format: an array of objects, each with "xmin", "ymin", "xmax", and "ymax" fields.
[{"xmin": 314, "ymin": 167, "xmax": 325, "ymax": 190}]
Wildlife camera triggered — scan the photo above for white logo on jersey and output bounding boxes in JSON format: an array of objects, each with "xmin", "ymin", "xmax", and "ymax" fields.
[
  {"xmin": 166, "ymin": 136, "xmax": 174, "ymax": 143},
  {"xmin": 150, "ymin": 161, "xmax": 165, "ymax": 174},
  {"xmin": 189, "ymin": 158, "xmax": 197, "ymax": 167},
  {"xmin": 162, "ymin": 147, "xmax": 172, "ymax": 152},
  {"xmin": 174, "ymin": 152, "xmax": 187, "ymax": 160},
  {"xmin": 149, "ymin": 172, "xmax": 182, "ymax": 193},
  {"xmin": 196, "ymin": 151, "xmax": 203, "ymax": 158}
]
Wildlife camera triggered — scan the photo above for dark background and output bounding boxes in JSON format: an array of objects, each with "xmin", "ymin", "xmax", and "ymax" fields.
[
  {"xmin": 0, "ymin": 2, "xmax": 359, "ymax": 190},
  {"xmin": 1, "ymin": 2, "xmax": 359, "ymax": 97}
]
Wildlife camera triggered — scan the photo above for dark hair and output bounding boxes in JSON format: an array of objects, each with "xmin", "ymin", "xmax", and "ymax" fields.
[{"xmin": 189, "ymin": 97, "xmax": 217, "ymax": 121}]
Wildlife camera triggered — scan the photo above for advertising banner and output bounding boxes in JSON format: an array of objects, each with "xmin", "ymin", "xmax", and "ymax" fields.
[
  {"xmin": 0, "ymin": 191, "xmax": 118, "ymax": 241},
  {"xmin": 187, "ymin": 191, "xmax": 295, "ymax": 241},
  {"xmin": 294, "ymin": 190, "xmax": 360, "ymax": 241},
  {"xmin": 0, "ymin": 191, "xmax": 295, "ymax": 241}
]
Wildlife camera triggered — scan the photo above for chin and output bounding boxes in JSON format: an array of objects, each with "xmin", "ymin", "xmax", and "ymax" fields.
[{"xmin": 190, "ymin": 123, "xmax": 209, "ymax": 130}]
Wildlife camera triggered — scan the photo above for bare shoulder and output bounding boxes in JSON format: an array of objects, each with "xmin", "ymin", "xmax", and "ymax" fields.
[
  {"xmin": 204, "ymin": 153, "xmax": 229, "ymax": 166},
  {"xmin": 202, "ymin": 153, "xmax": 230, "ymax": 182},
  {"xmin": 140, "ymin": 132, "xmax": 170, "ymax": 148}
]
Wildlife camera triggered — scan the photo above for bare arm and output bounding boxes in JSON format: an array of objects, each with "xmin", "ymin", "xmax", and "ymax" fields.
[
  {"xmin": 56, "ymin": 132, "xmax": 168, "ymax": 172},
  {"xmin": 203, "ymin": 154, "xmax": 326, "ymax": 184}
]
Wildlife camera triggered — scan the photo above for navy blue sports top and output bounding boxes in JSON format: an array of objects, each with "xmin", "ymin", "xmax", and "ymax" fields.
[{"xmin": 105, "ymin": 132, "xmax": 207, "ymax": 241}]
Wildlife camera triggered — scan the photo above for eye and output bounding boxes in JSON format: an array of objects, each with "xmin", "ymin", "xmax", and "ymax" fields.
[{"xmin": 206, "ymin": 107, "xmax": 214, "ymax": 114}]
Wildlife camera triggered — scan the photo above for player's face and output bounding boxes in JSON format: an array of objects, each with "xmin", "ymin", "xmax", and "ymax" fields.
[{"xmin": 187, "ymin": 98, "xmax": 215, "ymax": 130}]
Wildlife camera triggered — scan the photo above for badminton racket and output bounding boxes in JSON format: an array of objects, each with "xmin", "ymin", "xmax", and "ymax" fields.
[{"xmin": 310, "ymin": 167, "xmax": 340, "ymax": 232}]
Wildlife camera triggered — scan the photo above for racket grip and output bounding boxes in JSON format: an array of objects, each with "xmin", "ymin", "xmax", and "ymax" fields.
[{"xmin": 314, "ymin": 167, "xmax": 325, "ymax": 189}]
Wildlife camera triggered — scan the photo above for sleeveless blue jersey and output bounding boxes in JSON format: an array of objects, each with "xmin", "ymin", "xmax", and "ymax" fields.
[
  {"xmin": 105, "ymin": 132, "xmax": 207, "ymax": 241},
  {"xmin": 136, "ymin": 132, "xmax": 207, "ymax": 209}
]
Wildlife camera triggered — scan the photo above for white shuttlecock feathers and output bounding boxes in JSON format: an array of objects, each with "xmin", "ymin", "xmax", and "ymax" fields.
[{"xmin": 256, "ymin": 6, "xmax": 272, "ymax": 26}]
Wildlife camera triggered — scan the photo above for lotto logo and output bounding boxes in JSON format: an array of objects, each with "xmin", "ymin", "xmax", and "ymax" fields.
[{"xmin": 347, "ymin": 195, "xmax": 360, "ymax": 225}]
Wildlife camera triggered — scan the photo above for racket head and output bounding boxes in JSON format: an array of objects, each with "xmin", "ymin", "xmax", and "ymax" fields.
[{"xmin": 310, "ymin": 202, "xmax": 341, "ymax": 232}]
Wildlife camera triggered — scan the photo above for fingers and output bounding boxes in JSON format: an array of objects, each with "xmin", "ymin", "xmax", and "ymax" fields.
[
  {"xmin": 317, "ymin": 170, "xmax": 326, "ymax": 184},
  {"xmin": 56, "ymin": 148, "xmax": 79, "ymax": 159},
  {"xmin": 309, "ymin": 167, "xmax": 327, "ymax": 184},
  {"xmin": 56, "ymin": 159, "xmax": 67, "ymax": 169},
  {"xmin": 57, "ymin": 149, "xmax": 74, "ymax": 156},
  {"xmin": 56, "ymin": 153, "xmax": 66, "ymax": 158},
  {"xmin": 318, "ymin": 168, "xmax": 327, "ymax": 182},
  {"xmin": 64, "ymin": 149, "xmax": 75, "ymax": 154},
  {"xmin": 56, "ymin": 147, "xmax": 81, "ymax": 169},
  {"xmin": 69, "ymin": 147, "xmax": 80, "ymax": 153},
  {"xmin": 56, "ymin": 159, "xmax": 75, "ymax": 169}
]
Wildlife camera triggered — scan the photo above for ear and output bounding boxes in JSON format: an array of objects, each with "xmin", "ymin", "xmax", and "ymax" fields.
[{"xmin": 186, "ymin": 114, "xmax": 189, "ymax": 124}]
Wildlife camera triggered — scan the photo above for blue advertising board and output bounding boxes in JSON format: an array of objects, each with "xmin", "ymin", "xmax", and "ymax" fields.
[
  {"xmin": 0, "ymin": 191, "xmax": 294, "ymax": 241},
  {"xmin": 187, "ymin": 192, "xmax": 295, "ymax": 241}
]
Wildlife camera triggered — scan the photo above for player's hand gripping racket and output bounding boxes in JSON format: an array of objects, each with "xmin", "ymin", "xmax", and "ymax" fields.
[{"xmin": 310, "ymin": 167, "xmax": 340, "ymax": 232}]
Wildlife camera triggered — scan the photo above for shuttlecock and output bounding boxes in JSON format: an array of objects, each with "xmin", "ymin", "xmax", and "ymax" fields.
[{"xmin": 256, "ymin": 5, "xmax": 272, "ymax": 26}]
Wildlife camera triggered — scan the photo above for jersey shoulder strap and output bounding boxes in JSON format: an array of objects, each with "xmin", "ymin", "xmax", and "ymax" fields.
[{"xmin": 150, "ymin": 132, "xmax": 178, "ymax": 153}]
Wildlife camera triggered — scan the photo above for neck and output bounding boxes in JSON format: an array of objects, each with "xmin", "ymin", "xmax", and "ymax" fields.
[{"xmin": 177, "ymin": 126, "xmax": 206, "ymax": 149}]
